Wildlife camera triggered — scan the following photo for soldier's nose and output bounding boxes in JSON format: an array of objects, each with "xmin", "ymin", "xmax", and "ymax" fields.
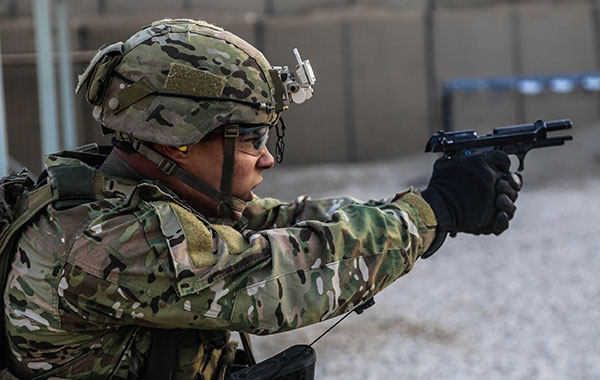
[{"xmin": 258, "ymin": 147, "xmax": 275, "ymax": 169}]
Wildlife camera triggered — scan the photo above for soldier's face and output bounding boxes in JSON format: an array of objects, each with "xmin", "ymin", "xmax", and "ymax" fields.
[{"xmin": 176, "ymin": 134, "xmax": 275, "ymax": 216}]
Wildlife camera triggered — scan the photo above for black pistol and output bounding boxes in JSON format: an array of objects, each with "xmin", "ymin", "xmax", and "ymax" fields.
[{"xmin": 425, "ymin": 119, "xmax": 573, "ymax": 172}]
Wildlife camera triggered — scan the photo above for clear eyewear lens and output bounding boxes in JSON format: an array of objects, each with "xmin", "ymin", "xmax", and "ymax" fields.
[{"xmin": 238, "ymin": 127, "xmax": 270, "ymax": 156}]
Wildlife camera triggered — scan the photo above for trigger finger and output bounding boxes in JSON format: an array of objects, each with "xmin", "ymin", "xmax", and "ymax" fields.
[{"xmin": 507, "ymin": 172, "xmax": 523, "ymax": 191}]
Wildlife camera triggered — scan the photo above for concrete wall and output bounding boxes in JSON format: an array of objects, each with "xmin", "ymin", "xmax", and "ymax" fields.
[
  {"xmin": 260, "ymin": 9, "xmax": 429, "ymax": 164},
  {"xmin": 263, "ymin": 14, "xmax": 350, "ymax": 164},
  {"xmin": 434, "ymin": 3, "xmax": 517, "ymax": 133},
  {"xmin": 349, "ymin": 10, "xmax": 429, "ymax": 160},
  {"xmin": 519, "ymin": 2, "xmax": 600, "ymax": 127},
  {"xmin": 1, "ymin": 0, "xmax": 599, "ymax": 173},
  {"xmin": 436, "ymin": 1, "xmax": 600, "ymax": 134}
]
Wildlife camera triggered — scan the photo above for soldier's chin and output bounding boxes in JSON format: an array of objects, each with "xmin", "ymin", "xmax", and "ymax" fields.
[
  {"xmin": 236, "ymin": 191, "xmax": 255, "ymax": 202},
  {"xmin": 237, "ymin": 187, "xmax": 258, "ymax": 202}
]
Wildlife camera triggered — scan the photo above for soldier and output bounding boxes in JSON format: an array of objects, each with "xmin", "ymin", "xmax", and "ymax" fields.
[{"xmin": 3, "ymin": 19, "xmax": 521, "ymax": 379}]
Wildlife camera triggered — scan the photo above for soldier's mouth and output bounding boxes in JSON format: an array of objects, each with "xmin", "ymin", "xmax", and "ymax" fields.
[{"xmin": 248, "ymin": 181, "xmax": 262, "ymax": 200}]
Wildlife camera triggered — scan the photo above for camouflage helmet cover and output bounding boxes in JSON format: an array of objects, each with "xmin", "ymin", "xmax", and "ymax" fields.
[{"xmin": 80, "ymin": 19, "xmax": 281, "ymax": 147}]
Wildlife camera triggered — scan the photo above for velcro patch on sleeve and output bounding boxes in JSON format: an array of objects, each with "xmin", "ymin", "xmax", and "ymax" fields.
[
  {"xmin": 212, "ymin": 225, "xmax": 250, "ymax": 255},
  {"xmin": 395, "ymin": 189, "xmax": 437, "ymax": 228},
  {"xmin": 169, "ymin": 202, "xmax": 216, "ymax": 267},
  {"xmin": 164, "ymin": 62, "xmax": 226, "ymax": 98}
]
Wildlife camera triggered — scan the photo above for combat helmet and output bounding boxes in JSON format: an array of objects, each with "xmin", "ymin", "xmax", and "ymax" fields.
[{"xmin": 77, "ymin": 19, "xmax": 316, "ymax": 218}]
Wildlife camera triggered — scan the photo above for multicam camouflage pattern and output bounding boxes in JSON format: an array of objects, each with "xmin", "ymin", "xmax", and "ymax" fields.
[
  {"xmin": 84, "ymin": 19, "xmax": 280, "ymax": 147},
  {"xmin": 4, "ymin": 155, "xmax": 437, "ymax": 379}
]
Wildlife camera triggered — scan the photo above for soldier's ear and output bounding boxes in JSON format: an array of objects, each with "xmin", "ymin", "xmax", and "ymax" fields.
[{"xmin": 154, "ymin": 144, "xmax": 187, "ymax": 162}]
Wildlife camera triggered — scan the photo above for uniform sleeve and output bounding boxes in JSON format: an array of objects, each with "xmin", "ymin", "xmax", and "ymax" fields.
[
  {"xmin": 59, "ymin": 189, "xmax": 438, "ymax": 335},
  {"xmin": 239, "ymin": 195, "xmax": 364, "ymax": 230}
]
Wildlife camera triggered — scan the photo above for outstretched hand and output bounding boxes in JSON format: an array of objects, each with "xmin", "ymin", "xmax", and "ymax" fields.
[{"xmin": 422, "ymin": 150, "xmax": 522, "ymax": 236}]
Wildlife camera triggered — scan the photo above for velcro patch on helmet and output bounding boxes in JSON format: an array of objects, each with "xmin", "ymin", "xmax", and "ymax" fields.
[{"xmin": 164, "ymin": 63, "xmax": 226, "ymax": 98}]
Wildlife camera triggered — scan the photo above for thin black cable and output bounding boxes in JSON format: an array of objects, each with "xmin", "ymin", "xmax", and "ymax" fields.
[
  {"xmin": 153, "ymin": 91, "xmax": 269, "ymax": 110},
  {"xmin": 308, "ymin": 310, "xmax": 355, "ymax": 347},
  {"xmin": 113, "ymin": 71, "xmax": 134, "ymax": 84}
]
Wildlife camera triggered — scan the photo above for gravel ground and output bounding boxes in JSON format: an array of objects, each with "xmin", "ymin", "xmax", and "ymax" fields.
[{"xmin": 243, "ymin": 121, "xmax": 600, "ymax": 379}]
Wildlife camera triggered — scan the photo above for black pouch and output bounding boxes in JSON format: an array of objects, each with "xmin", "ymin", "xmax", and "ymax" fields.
[{"xmin": 228, "ymin": 344, "xmax": 316, "ymax": 380}]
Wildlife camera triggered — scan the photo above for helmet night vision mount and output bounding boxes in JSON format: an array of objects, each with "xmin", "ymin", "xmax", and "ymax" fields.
[{"xmin": 270, "ymin": 48, "xmax": 316, "ymax": 112}]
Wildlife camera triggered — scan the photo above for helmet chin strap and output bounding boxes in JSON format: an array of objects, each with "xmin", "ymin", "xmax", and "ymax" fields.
[
  {"xmin": 217, "ymin": 125, "xmax": 239, "ymax": 219},
  {"xmin": 115, "ymin": 131, "xmax": 246, "ymax": 218}
]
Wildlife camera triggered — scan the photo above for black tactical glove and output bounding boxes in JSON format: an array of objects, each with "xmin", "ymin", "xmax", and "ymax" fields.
[{"xmin": 421, "ymin": 150, "xmax": 522, "ymax": 257}]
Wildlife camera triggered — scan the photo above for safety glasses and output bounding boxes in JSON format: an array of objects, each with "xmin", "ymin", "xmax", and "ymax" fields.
[
  {"xmin": 237, "ymin": 126, "xmax": 270, "ymax": 156},
  {"xmin": 209, "ymin": 124, "xmax": 272, "ymax": 157}
]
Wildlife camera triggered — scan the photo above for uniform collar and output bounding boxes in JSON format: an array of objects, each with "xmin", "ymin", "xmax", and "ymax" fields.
[{"xmin": 99, "ymin": 148, "xmax": 146, "ymax": 182}]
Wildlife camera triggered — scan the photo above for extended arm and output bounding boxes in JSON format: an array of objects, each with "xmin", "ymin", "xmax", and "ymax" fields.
[
  {"xmin": 56, "ymin": 189, "xmax": 436, "ymax": 334},
  {"xmin": 239, "ymin": 195, "xmax": 364, "ymax": 230}
]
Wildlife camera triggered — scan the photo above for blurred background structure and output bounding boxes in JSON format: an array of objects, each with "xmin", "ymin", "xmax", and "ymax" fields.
[{"xmin": 0, "ymin": 0, "xmax": 599, "ymax": 174}]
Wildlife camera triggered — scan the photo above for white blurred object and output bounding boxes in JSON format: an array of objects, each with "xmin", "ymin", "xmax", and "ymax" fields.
[
  {"xmin": 582, "ymin": 75, "xmax": 600, "ymax": 91},
  {"xmin": 517, "ymin": 79, "xmax": 543, "ymax": 95},
  {"xmin": 549, "ymin": 77, "xmax": 575, "ymax": 93}
]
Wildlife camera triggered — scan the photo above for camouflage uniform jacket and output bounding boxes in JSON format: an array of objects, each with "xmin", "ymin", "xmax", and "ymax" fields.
[{"xmin": 4, "ymin": 151, "xmax": 438, "ymax": 379}]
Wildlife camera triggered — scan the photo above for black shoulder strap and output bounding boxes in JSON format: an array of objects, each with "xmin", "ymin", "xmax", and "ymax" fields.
[
  {"xmin": 48, "ymin": 165, "xmax": 97, "ymax": 210},
  {"xmin": 141, "ymin": 328, "xmax": 179, "ymax": 380}
]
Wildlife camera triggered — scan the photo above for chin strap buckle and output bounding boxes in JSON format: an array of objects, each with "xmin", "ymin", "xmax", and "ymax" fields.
[
  {"xmin": 224, "ymin": 125, "xmax": 239, "ymax": 139},
  {"xmin": 156, "ymin": 158, "xmax": 177, "ymax": 175}
]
